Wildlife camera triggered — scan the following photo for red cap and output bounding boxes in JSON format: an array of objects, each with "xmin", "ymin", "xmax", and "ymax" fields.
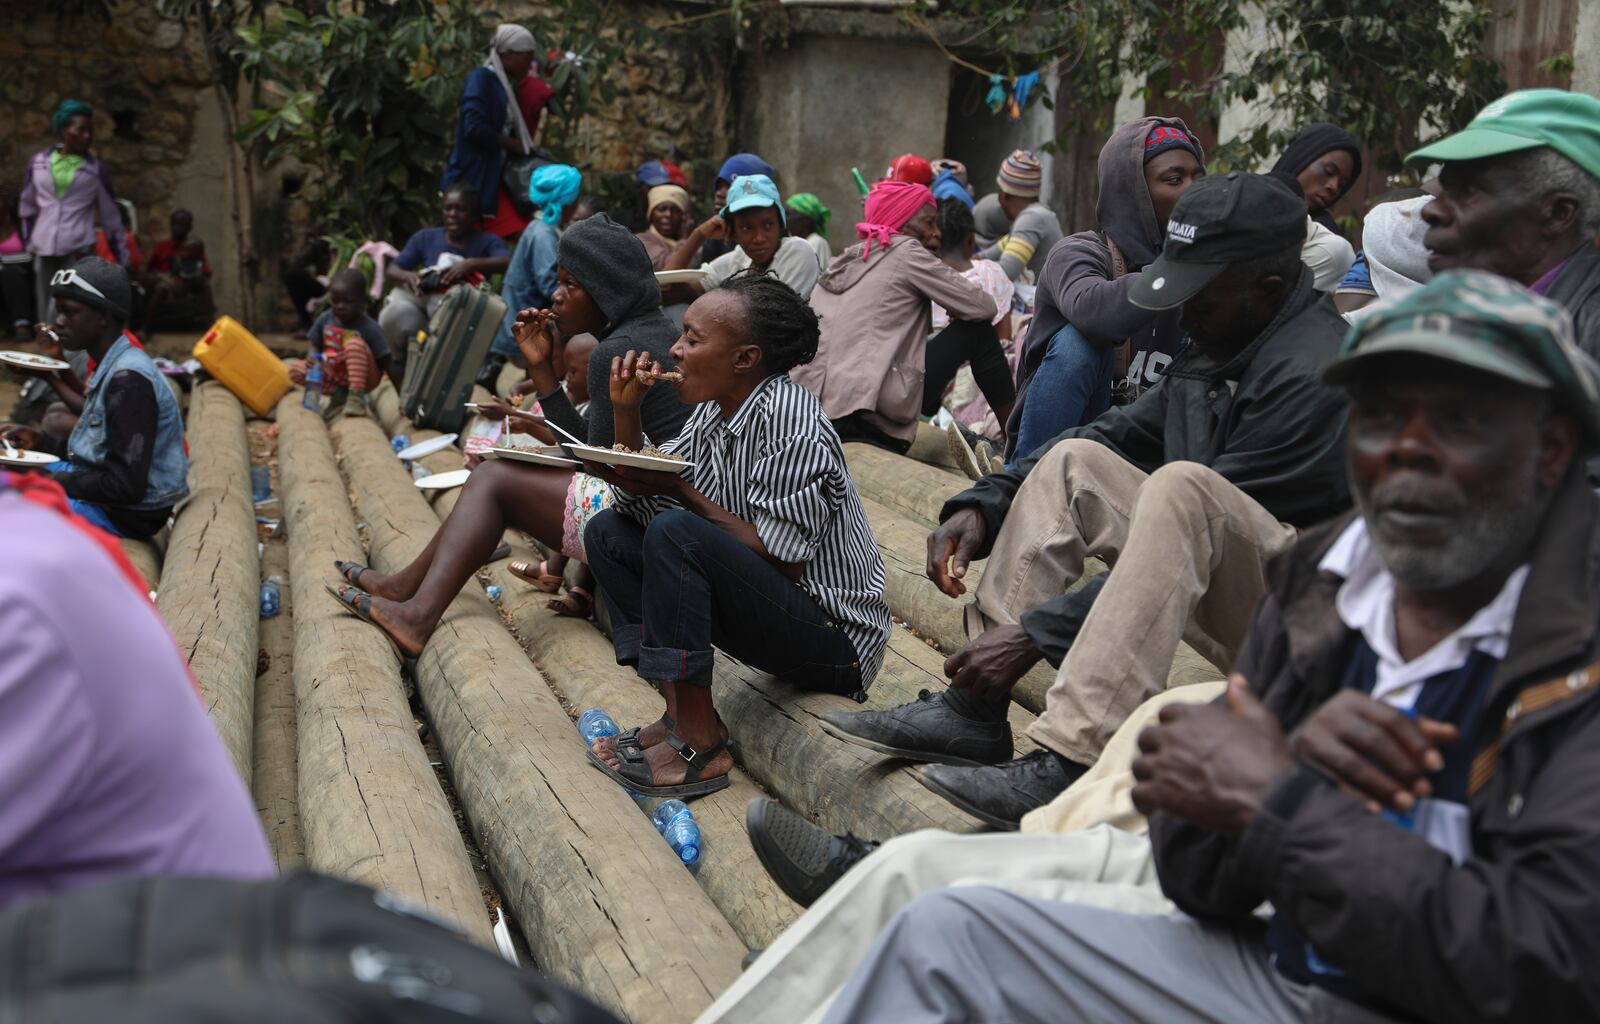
[{"xmin": 886, "ymin": 154, "xmax": 933, "ymax": 186}]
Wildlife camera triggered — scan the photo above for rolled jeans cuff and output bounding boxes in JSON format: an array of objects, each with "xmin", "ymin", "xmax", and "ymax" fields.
[
  {"xmin": 639, "ymin": 644, "xmax": 717, "ymax": 687},
  {"xmin": 611, "ymin": 623, "xmax": 642, "ymax": 666}
]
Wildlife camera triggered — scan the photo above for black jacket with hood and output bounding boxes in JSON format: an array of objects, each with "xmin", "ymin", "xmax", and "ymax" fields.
[
  {"xmin": 1004, "ymin": 116, "xmax": 1201, "ymax": 459},
  {"xmin": 946, "ymin": 267, "xmax": 1351, "ymax": 659},
  {"xmin": 1151, "ymin": 469, "xmax": 1600, "ymax": 1024},
  {"xmin": 535, "ymin": 214, "xmax": 692, "ymax": 450}
]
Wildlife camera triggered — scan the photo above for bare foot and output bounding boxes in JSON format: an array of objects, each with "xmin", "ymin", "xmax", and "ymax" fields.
[
  {"xmin": 357, "ymin": 594, "xmax": 435, "ymax": 659},
  {"xmin": 345, "ymin": 565, "xmax": 420, "ymax": 601}
]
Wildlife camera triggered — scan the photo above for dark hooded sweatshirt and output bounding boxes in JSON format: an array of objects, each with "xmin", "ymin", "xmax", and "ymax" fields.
[
  {"xmin": 1004, "ymin": 116, "xmax": 1202, "ymax": 459},
  {"xmin": 534, "ymin": 214, "xmax": 692, "ymax": 449}
]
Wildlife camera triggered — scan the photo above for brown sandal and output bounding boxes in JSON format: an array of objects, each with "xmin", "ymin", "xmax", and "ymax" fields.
[{"xmin": 508, "ymin": 558, "xmax": 562, "ymax": 594}]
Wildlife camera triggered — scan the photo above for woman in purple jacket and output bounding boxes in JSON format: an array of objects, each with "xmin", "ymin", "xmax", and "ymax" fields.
[{"xmin": 18, "ymin": 100, "xmax": 125, "ymax": 322}]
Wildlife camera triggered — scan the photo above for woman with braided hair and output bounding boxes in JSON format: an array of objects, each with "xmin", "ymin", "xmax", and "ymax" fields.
[{"xmin": 573, "ymin": 272, "xmax": 891, "ymax": 796}]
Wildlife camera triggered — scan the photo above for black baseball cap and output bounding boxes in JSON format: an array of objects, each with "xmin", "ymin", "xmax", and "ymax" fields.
[{"xmin": 1129, "ymin": 172, "xmax": 1309, "ymax": 310}]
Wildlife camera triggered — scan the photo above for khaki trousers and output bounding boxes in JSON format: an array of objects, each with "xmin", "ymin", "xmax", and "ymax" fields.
[
  {"xmin": 694, "ymin": 825, "xmax": 1168, "ymax": 1024},
  {"xmin": 969, "ymin": 440, "xmax": 1298, "ymax": 764}
]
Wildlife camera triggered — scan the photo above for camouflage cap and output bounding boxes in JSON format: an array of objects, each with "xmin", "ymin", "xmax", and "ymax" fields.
[{"xmin": 1324, "ymin": 269, "xmax": 1600, "ymax": 442}]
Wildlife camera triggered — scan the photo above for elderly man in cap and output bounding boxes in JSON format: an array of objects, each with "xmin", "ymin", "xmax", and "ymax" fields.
[
  {"xmin": 1412, "ymin": 88, "xmax": 1600, "ymax": 350},
  {"xmin": 810, "ymin": 171, "xmax": 1351, "ymax": 833},
  {"xmin": 0, "ymin": 257, "xmax": 187, "ymax": 538},
  {"xmin": 817, "ymin": 269, "xmax": 1600, "ymax": 1024}
]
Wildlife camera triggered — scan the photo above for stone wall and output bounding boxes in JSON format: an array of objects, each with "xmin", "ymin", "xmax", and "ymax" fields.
[{"xmin": 0, "ymin": 1, "xmax": 272, "ymax": 323}]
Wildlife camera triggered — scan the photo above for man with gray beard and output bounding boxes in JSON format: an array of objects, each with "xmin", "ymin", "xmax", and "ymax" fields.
[{"xmin": 816, "ymin": 270, "xmax": 1600, "ymax": 1024}]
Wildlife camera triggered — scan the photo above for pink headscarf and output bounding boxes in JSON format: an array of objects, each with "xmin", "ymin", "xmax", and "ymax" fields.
[{"xmin": 856, "ymin": 180, "xmax": 935, "ymax": 261}]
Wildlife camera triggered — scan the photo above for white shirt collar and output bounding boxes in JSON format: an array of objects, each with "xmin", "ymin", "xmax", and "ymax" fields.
[{"xmin": 1318, "ymin": 518, "xmax": 1528, "ymax": 709}]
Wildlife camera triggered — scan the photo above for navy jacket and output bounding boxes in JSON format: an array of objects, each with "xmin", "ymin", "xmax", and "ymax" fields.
[{"xmin": 442, "ymin": 67, "xmax": 507, "ymax": 209}]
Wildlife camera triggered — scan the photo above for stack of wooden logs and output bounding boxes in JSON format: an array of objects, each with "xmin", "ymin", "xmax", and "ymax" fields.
[{"xmin": 144, "ymin": 377, "xmax": 1226, "ymax": 1024}]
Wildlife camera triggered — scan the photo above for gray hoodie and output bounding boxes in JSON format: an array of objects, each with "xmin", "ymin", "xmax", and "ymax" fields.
[{"xmin": 1004, "ymin": 116, "xmax": 1202, "ymax": 457}]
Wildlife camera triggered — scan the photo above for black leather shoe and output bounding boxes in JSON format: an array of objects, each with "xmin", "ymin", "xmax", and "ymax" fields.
[
  {"xmin": 745, "ymin": 798, "xmax": 879, "ymax": 908},
  {"xmin": 915, "ymin": 749, "xmax": 1087, "ymax": 830},
  {"xmin": 818, "ymin": 689, "xmax": 1013, "ymax": 766}
]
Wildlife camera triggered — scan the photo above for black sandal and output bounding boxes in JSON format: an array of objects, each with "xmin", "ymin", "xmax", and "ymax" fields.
[
  {"xmin": 587, "ymin": 734, "xmax": 732, "ymax": 798},
  {"xmin": 593, "ymin": 715, "xmax": 675, "ymax": 756},
  {"xmin": 334, "ymin": 559, "xmax": 369, "ymax": 589}
]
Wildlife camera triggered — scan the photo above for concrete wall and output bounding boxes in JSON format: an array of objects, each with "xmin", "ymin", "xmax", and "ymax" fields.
[{"xmin": 739, "ymin": 32, "xmax": 951, "ymax": 236}]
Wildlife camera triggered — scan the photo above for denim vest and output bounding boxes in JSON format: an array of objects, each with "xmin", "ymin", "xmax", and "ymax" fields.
[{"xmin": 67, "ymin": 334, "xmax": 189, "ymax": 510}]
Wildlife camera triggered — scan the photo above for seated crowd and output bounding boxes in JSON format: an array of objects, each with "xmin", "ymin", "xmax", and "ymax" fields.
[{"xmin": 8, "ymin": 60, "xmax": 1600, "ymax": 1022}]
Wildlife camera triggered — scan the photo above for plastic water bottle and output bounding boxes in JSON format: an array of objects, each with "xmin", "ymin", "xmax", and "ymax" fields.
[
  {"xmin": 485, "ymin": 585, "xmax": 503, "ymax": 603},
  {"xmin": 250, "ymin": 465, "xmax": 272, "ymax": 504},
  {"xmin": 576, "ymin": 708, "xmax": 619, "ymax": 746},
  {"xmin": 652, "ymin": 800, "xmax": 701, "ymax": 869},
  {"xmin": 302, "ymin": 356, "xmax": 323, "ymax": 411},
  {"xmin": 259, "ymin": 576, "xmax": 281, "ymax": 618},
  {"xmin": 390, "ymin": 434, "xmax": 410, "ymax": 455}
]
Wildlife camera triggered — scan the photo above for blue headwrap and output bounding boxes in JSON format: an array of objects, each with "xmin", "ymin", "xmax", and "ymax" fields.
[
  {"xmin": 528, "ymin": 164, "xmax": 582, "ymax": 225},
  {"xmin": 717, "ymin": 153, "xmax": 775, "ymax": 184},
  {"xmin": 930, "ymin": 169, "xmax": 974, "ymax": 209},
  {"xmin": 53, "ymin": 99, "xmax": 93, "ymax": 137}
]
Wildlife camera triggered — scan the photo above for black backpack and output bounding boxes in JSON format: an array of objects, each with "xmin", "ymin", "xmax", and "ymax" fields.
[{"xmin": 0, "ymin": 871, "xmax": 623, "ymax": 1024}]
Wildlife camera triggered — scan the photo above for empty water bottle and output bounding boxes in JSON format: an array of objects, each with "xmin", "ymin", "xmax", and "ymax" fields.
[
  {"xmin": 652, "ymin": 800, "xmax": 701, "ymax": 869},
  {"xmin": 390, "ymin": 434, "xmax": 410, "ymax": 455},
  {"xmin": 576, "ymin": 708, "xmax": 619, "ymax": 746},
  {"xmin": 259, "ymin": 576, "xmax": 281, "ymax": 618},
  {"xmin": 250, "ymin": 465, "xmax": 272, "ymax": 504},
  {"xmin": 302, "ymin": 356, "xmax": 323, "ymax": 411}
]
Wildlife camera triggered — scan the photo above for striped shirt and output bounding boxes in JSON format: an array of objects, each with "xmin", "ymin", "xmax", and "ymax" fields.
[{"xmin": 612, "ymin": 374, "xmax": 892, "ymax": 686}]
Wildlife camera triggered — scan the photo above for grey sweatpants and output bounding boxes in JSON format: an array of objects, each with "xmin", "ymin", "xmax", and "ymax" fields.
[{"xmin": 821, "ymin": 887, "xmax": 1312, "ymax": 1024}]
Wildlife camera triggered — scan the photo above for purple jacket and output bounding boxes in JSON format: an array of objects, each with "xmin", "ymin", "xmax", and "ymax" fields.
[
  {"xmin": 19, "ymin": 146, "xmax": 125, "ymax": 260},
  {"xmin": 0, "ymin": 490, "xmax": 275, "ymax": 908}
]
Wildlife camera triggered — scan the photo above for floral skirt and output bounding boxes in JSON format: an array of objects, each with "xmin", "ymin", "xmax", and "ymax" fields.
[{"xmin": 562, "ymin": 471, "xmax": 612, "ymax": 561}]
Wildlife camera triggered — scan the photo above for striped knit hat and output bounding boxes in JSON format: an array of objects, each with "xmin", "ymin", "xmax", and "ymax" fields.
[{"xmin": 996, "ymin": 149, "xmax": 1042, "ymax": 198}]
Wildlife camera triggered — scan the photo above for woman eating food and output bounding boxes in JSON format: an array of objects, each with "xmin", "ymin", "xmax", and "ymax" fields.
[
  {"xmin": 326, "ymin": 215, "xmax": 690, "ymax": 650},
  {"xmin": 574, "ymin": 272, "xmax": 891, "ymax": 797}
]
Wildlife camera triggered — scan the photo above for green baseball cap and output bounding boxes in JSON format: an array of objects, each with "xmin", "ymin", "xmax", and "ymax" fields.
[
  {"xmin": 1324, "ymin": 268, "xmax": 1600, "ymax": 442},
  {"xmin": 1406, "ymin": 89, "xmax": 1600, "ymax": 179}
]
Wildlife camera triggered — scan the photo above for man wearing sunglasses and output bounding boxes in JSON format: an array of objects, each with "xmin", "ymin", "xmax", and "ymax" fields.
[{"xmin": 0, "ymin": 257, "xmax": 187, "ymax": 538}]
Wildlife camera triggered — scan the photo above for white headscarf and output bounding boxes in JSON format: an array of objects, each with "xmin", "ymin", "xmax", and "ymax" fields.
[
  {"xmin": 487, "ymin": 24, "xmax": 537, "ymax": 155},
  {"xmin": 1347, "ymin": 195, "xmax": 1434, "ymax": 324}
]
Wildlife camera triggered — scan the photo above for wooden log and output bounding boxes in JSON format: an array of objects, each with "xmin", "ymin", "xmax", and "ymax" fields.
[
  {"xmin": 905, "ymin": 421, "xmax": 967, "ymax": 475},
  {"xmin": 372, "ymin": 378, "xmax": 404, "ymax": 436},
  {"xmin": 486, "ymin": 585, "xmax": 802, "ymax": 950},
  {"xmin": 844, "ymin": 441, "xmax": 965, "ymax": 528},
  {"xmin": 397, "ymin": 421, "xmax": 802, "ymax": 949},
  {"xmin": 331, "ymin": 416, "xmax": 745, "ymax": 1022},
  {"xmin": 253, "ymin": 530, "xmax": 305, "ymax": 870},
  {"xmin": 156, "ymin": 382, "xmax": 259, "ymax": 784},
  {"xmin": 119, "ymin": 537, "xmax": 162, "ymax": 592},
  {"xmin": 278, "ymin": 396, "xmax": 492, "ymax": 944}
]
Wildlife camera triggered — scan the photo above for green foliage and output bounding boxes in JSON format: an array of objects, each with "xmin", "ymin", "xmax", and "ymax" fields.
[
  {"xmin": 234, "ymin": 1, "xmax": 493, "ymax": 240},
  {"xmin": 233, "ymin": 0, "xmax": 654, "ymax": 241},
  {"xmin": 910, "ymin": 0, "xmax": 1506, "ymax": 178}
]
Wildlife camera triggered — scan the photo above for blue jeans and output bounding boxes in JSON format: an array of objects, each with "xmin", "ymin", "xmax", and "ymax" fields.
[
  {"xmin": 584, "ymin": 507, "xmax": 863, "ymax": 695},
  {"xmin": 1012, "ymin": 324, "xmax": 1114, "ymax": 464},
  {"xmin": 46, "ymin": 462, "xmax": 123, "ymax": 536}
]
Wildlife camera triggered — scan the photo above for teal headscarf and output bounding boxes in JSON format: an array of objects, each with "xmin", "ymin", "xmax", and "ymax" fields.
[
  {"xmin": 528, "ymin": 164, "xmax": 582, "ymax": 225},
  {"xmin": 52, "ymin": 99, "xmax": 93, "ymax": 137},
  {"xmin": 785, "ymin": 192, "xmax": 830, "ymax": 238}
]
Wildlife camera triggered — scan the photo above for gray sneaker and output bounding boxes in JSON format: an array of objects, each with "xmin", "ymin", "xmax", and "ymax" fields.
[
  {"xmin": 746, "ymin": 799, "xmax": 879, "ymax": 908},
  {"xmin": 818, "ymin": 689, "xmax": 1013, "ymax": 766}
]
